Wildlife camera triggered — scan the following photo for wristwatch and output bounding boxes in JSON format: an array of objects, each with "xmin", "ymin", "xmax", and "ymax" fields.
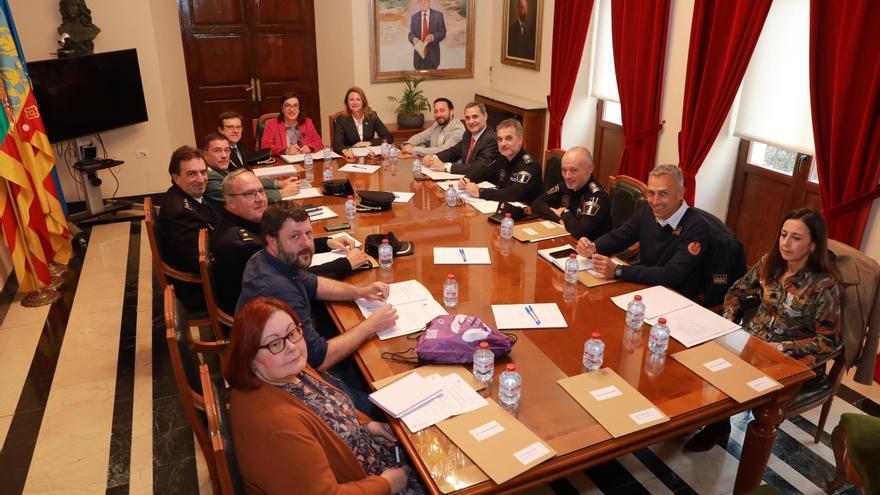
[{"xmin": 614, "ymin": 266, "xmax": 623, "ymax": 279}]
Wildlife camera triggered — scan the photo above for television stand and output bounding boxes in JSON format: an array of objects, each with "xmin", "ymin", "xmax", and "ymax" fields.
[{"xmin": 68, "ymin": 158, "xmax": 144, "ymax": 225}]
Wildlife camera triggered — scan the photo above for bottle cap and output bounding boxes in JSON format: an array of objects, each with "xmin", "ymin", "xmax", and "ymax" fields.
[
  {"xmin": 381, "ymin": 239, "xmax": 389, "ymax": 244},
  {"xmin": 658, "ymin": 318, "xmax": 667, "ymax": 324},
  {"xmin": 634, "ymin": 295, "xmax": 642, "ymax": 301},
  {"xmin": 570, "ymin": 254, "xmax": 577, "ymax": 258},
  {"xmin": 347, "ymin": 195, "xmax": 353, "ymax": 199},
  {"xmin": 591, "ymin": 332, "xmax": 601, "ymax": 339},
  {"xmin": 504, "ymin": 213, "xmax": 511, "ymax": 218},
  {"xmin": 479, "ymin": 342, "xmax": 489, "ymax": 349},
  {"xmin": 506, "ymin": 363, "xmax": 516, "ymax": 371},
  {"xmin": 447, "ymin": 273, "xmax": 455, "ymax": 280}
]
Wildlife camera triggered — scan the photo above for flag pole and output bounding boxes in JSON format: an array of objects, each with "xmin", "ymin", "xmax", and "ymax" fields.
[{"xmin": 2, "ymin": 179, "xmax": 60, "ymax": 307}]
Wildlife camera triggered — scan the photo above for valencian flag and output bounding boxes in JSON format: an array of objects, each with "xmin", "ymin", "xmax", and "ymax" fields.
[{"xmin": 0, "ymin": 1, "xmax": 71, "ymax": 292}]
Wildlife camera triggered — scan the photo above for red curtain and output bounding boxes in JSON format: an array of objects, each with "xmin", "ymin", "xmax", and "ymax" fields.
[
  {"xmin": 546, "ymin": 0, "xmax": 595, "ymax": 150},
  {"xmin": 677, "ymin": 0, "xmax": 772, "ymax": 205},
  {"xmin": 810, "ymin": 0, "xmax": 880, "ymax": 248},
  {"xmin": 611, "ymin": 0, "xmax": 671, "ymax": 181}
]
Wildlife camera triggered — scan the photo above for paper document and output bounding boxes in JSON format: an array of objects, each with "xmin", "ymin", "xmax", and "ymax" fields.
[
  {"xmin": 282, "ymin": 186, "xmax": 323, "ymax": 200},
  {"xmin": 355, "ymin": 280, "xmax": 446, "ymax": 340},
  {"xmin": 465, "ymin": 198, "xmax": 499, "ymax": 214},
  {"xmin": 338, "ymin": 163, "xmax": 380, "ymax": 174},
  {"xmin": 368, "ymin": 372, "xmax": 442, "ymax": 418},
  {"xmin": 537, "ymin": 245, "xmax": 595, "ymax": 272},
  {"xmin": 433, "ymin": 247, "xmax": 491, "ymax": 265},
  {"xmin": 646, "ymin": 304, "xmax": 741, "ymax": 347},
  {"xmin": 413, "ymin": 39, "xmax": 427, "ymax": 59},
  {"xmin": 349, "ymin": 146, "xmax": 383, "ymax": 157},
  {"xmin": 491, "ymin": 303, "xmax": 567, "ymax": 329},
  {"xmin": 279, "ymin": 150, "xmax": 342, "ymax": 163},
  {"xmin": 326, "ymin": 232, "xmax": 361, "ymax": 247},
  {"xmin": 610, "ymin": 285, "xmax": 694, "ymax": 320},
  {"xmin": 252, "ymin": 164, "xmax": 302, "ymax": 178},
  {"xmin": 392, "ymin": 191, "xmax": 415, "ymax": 203},
  {"xmin": 419, "ymin": 168, "xmax": 465, "ymax": 181},
  {"xmin": 400, "ymin": 373, "xmax": 488, "ymax": 433},
  {"xmin": 304, "ymin": 206, "xmax": 338, "ymax": 221}
]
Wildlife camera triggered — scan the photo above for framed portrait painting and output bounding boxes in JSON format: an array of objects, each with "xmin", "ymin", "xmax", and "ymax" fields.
[
  {"xmin": 501, "ymin": 0, "xmax": 543, "ymax": 70},
  {"xmin": 371, "ymin": 0, "xmax": 475, "ymax": 82}
]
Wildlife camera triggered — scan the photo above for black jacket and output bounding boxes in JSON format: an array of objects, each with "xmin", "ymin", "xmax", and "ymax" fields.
[
  {"xmin": 332, "ymin": 113, "xmax": 394, "ymax": 153},
  {"xmin": 478, "ymin": 148, "xmax": 543, "ymax": 204},
  {"xmin": 435, "ymin": 126, "xmax": 501, "ymax": 183},
  {"xmin": 531, "ymin": 176, "xmax": 611, "ymax": 240}
]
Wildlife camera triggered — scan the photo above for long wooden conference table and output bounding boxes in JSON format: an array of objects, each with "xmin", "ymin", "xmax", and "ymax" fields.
[{"xmin": 289, "ymin": 156, "xmax": 811, "ymax": 495}]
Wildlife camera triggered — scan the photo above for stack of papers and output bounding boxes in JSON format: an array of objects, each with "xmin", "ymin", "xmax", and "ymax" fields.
[
  {"xmin": 394, "ymin": 373, "xmax": 489, "ymax": 433},
  {"xmin": 368, "ymin": 372, "xmax": 442, "ymax": 418},
  {"xmin": 611, "ymin": 286, "xmax": 740, "ymax": 347},
  {"xmin": 309, "ymin": 233, "xmax": 371, "ymax": 270},
  {"xmin": 355, "ymin": 280, "xmax": 447, "ymax": 340},
  {"xmin": 433, "ymin": 247, "xmax": 491, "ymax": 264},
  {"xmin": 419, "ymin": 168, "xmax": 464, "ymax": 181},
  {"xmin": 282, "ymin": 184, "xmax": 323, "ymax": 200},
  {"xmin": 304, "ymin": 206, "xmax": 338, "ymax": 221},
  {"xmin": 349, "ymin": 146, "xmax": 383, "ymax": 157},
  {"xmin": 279, "ymin": 150, "xmax": 342, "ymax": 163},
  {"xmin": 435, "ymin": 181, "xmax": 499, "ymax": 213},
  {"xmin": 513, "ymin": 220, "xmax": 570, "ymax": 242},
  {"xmin": 538, "ymin": 245, "xmax": 594, "ymax": 272},
  {"xmin": 391, "ymin": 191, "xmax": 415, "ymax": 203},
  {"xmin": 338, "ymin": 163, "xmax": 380, "ymax": 174},
  {"xmin": 491, "ymin": 303, "xmax": 567, "ymax": 329},
  {"xmin": 252, "ymin": 164, "xmax": 303, "ymax": 178}
]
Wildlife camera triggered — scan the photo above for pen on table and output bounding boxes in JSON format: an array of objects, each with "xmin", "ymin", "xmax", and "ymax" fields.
[
  {"xmin": 351, "ymin": 164, "xmax": 368, "ymax": 170},
  {"xmin": 305, "ymin": 206, "xmax": 322, "ymax": 214},
  {"xmin": 394, "ymin": 445, "xmax": 401, "ymax": 465},
  {"xmin": 459, "ymin": 248, "xmax": 467, "ymax": 262},
  {"xmin": 525, "ymin": 305, "xmax": 541, "ymax": 325}
]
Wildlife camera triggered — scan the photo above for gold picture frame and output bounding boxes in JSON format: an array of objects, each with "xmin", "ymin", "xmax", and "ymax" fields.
[
  {"xmin": 501, "ymin": 0, "xmax": 543, "ymax": 70},
  {"xmin": 370, "ymin": 0, "xmax": 475, "ymax": 82}
]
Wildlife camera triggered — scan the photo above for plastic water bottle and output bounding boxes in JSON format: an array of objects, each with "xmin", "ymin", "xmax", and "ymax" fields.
[
  {"xmin": 305, "ymin": 168, "xmax": 314, "ymax": 182},
  {"xmin": 498, "ymin": 363, "xmax": 522, "ymax": 406},
  {"xmin": 345, "ymin": 195, "xmax": 357, "ymax": 220},
  {"xmin": 582, "ymin": 332, "xmax": 605, "ymax": 371},
  {"xmin": 303, "ymin": 152, "xmax": 313, "ymax": 171},
  {"xmin": 626, "ymin": 295, "xmax": 646, "ymax": 330},
  {"xmin": 323, "ymin": 146, "xmax": 332, "ymax": 161},
  {"xmin": 472, "ymin": 342, "xmax": 494, "ymax": 385},
  {"xmin": 381, "ymin": 139, "xmax": 390, "ymax": 156},
  {"xmin": 445, "ymin": 184, "xmax": 458, "ymax": 207},
  {"xmin": 443, "ymin": 274, "xmax": 459, "ymax": 307},
  {"xmin": 322, "ymin": 163, "xmax": 333, "ymax": 181},
  {"xmin": 564, "ymin": 254, "xmax": 579, "ymax": 283},
  {"xmin": 378, "ymin": 239, "xmax": 393, "ymax": 268},
  {"xmin": 648, "ymin": 318, "xmax": 670, "ymax": 355},
  {"xmin": 412, "ymin": 155, "xmax": 422, "ymax": 174},
  {"xmin": 389, "ymin": 145, "xmax": 399, "ymax": 161},
  {"xmin": 500, "ymin": 213, "xmax": 514, "ymax": 239}
]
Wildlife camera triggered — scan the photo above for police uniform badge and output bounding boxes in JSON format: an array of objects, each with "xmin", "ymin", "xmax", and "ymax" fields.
[
  {"xmin": 237, "ymin": 228, "xmax": 256, "ymax": 243},
  {"xmin": 547, "ymin": 184, "xmax": 560, "ymax": 194},
  {"xmin": 588, "ymin": 181, "xmax": 600, "ymax": 193},
  {"xmin": 523, "ymin": 154, "xmax": 533, "ymax": 164},
  {"xmin": 578, "ymin": 196, "xmax": 601, "ymax": 217},
  {"xmin": 183, "ymin": 198, "xmax": 192, "ymax": 211},
  {"xmin": 512, "ymin": 171, "xmax": 533, "ymax": 184}
]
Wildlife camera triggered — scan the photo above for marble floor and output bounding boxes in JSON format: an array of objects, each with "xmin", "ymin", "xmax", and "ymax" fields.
[{"xmin": 0, "ymin": 220, "xmax": 877, "ymax": 494}]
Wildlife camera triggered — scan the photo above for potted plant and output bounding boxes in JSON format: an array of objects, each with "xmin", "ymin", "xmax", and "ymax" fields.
[{"xmin": 387, "ymin": 77, "xmax": 430, "ymax": 129}]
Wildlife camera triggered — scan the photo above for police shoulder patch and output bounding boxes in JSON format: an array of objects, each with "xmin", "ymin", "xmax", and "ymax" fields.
[
  {"xmin": 588, "ymin": 181, "xmax": 600, "ymax": 193},
  {"xmin": 523, "ymin": 154, "xmax": 533, "ymax": 164},
  {"xmin": 237, "ymin": 228, "xmax": 256, "ymax": 243},
  {"xmin": 183, "ymin": 198, "xmax": 192, "ymax": 211},
  {"xmin": 547, "ymin": 184, "xmax": 560, "ymax": 194}
]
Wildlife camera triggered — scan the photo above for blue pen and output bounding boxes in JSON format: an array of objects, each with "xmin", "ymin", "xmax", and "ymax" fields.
[
  {"xmin": 525, "ymin": 305, "xmax": 541, "ymax": 325},
  {"xmin": 351, "ymin": 164, "xmax": 367, "ymax": 170},
  {"xmin": 459, "ymin": 248, "xmax": 467, "ymax": 262}
]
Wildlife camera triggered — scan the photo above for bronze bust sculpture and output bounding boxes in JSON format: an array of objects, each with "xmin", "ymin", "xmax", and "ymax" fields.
[{"xmin": 57, "ymin": 0, "xmax": 100, "ymax": 57}]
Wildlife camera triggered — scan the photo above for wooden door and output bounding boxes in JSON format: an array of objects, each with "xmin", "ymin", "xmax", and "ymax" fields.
[
  {"xmin": 726, "ymin": 140, "xmax": 820, "ymax": 265},
  {"xmin": 177, "ymin": 0, "xmax": 320, "ymax": 152},
  {"xmin": 592, "ymin": 100, "xmax": 624, "ymax": 187}
]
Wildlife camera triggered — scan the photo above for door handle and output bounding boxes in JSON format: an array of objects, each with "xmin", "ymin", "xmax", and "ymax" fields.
[
  {"xmin": 256, "ymin": 78, "xmax": 262, "ymax": 102},
  {"xmin": 245, "ymin": 77, "xmax": 256, "ymax": 102}
]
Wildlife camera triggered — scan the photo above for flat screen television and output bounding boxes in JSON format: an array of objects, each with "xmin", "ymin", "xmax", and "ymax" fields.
[{"xmin": 27, "ymin": 48, "xmax": 149, "ymax": 143}]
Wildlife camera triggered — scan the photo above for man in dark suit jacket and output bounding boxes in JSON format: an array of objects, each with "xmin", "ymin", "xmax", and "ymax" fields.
[
  {"xmin": 507, "ymin": 0, "xmax": 536, "ymax": 60},
  {"xmin": 408, "ymin": 0, "xmax": 446, "ymax": 70},
  {"xmin": 423, "ymin": 102, "xmax": 500, "ymax": 183}
]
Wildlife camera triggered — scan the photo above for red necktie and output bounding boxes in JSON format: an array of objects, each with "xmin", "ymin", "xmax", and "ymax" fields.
[
  {"xmin": 465, "ymin": 136, "xmax": 476, "ymax": 164},
  {"xmin": 422, "ymin": 13, "xmax": 428, "ymax": 41}
]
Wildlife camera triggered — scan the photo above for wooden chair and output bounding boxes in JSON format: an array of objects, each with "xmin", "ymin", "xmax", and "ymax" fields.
[
  {"xmin": 327, "ymin": 110, "xmax": 345, "ymax": 144},
  {"xmin": 164, "ymin": 285, "xmax": 228, "ymax": 494},
  {"xmin": 542, "ymin": 148, "xmax": 565, "ymax": 190},
  {"xmin": 200, "ymin": 364, "xmax": 245, "ymax": 494},
  {"xmin": 828, "ymin": 413, "xmax": 880, "ymax": 493},
  {"xmin": 144, "ymin": 196, "xmax": 210, "ymax": 327},
  {"xmin": 251, "ymin": 112, "xmax": 279, "ymax": 151},
  {"xmin": 607, "ymin": 175, "xmax": 648, "ymax": 261},
  {"xmin": 198, "ymin": 228, "xmax": 233, "ymax": 341}
]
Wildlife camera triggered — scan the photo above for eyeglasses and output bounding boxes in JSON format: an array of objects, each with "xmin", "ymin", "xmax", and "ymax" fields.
[
  {"xmin": 283, "ymin": 103, "xmax": 300, "ymax": 110},
  {"xmin": 222, "ymin": 125, "xmax": 243, "ymax": 130},
  {"xmin": 227, "ymin": 188, "xmax": 266, "ymax": 200},
  {"xmin": 259, "ymin": 324, "xmax": 304, "ymax": 355}
]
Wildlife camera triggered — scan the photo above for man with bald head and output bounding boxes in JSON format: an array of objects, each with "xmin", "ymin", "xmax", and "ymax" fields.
[{"xmin": 531, "ymin": 146, "xmax": 611, "ymax": 239}]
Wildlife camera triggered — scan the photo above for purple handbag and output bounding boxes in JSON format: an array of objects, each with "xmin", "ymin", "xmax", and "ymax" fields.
[{"xmin": 415, "ymin": 314, "xmax": 515, "ymax": 364}]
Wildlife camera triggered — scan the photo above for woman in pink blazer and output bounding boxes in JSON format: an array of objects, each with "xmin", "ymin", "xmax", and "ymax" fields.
[{"xmin": 261, "ymin": 92, "xmax": 325, "ymax": 154}]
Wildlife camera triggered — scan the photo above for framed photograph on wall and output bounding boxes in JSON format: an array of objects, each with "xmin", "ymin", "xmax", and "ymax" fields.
[
  {"xmin": 501, "ymin": 0, "xmax": 543, "ymax": 70},
  {"xmin": 371, "ymin": 0, "xmax": 475, "ymax": 82}
]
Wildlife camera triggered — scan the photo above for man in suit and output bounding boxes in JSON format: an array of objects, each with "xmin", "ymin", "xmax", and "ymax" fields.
[
  {"xmin": 408, "ymin": 0, "xmax": 446, "ymax": 70},
  {"xmin": 157, "ymin": 145, "xmax": 219, "ymax": 311},
  {"xmin": 507, "ymin": 0, "xmax": 536, "ymax": 60},
  {"xmin": 423, "ymin": 102, "xmax": 500, "ymax": 183},
  {"xmin": 217, "ymin": 111, "xmax": 247, "ymax": 168}
]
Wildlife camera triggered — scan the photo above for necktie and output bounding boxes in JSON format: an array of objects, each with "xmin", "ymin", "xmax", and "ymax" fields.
[
  {"xmin": 232, "ymin": 146, "xmax": 243, "ymax": 167},
  {"xmin": 422, "ymin": 13, "xmax": 428, "ymax": 41},
  {"xmin": 465, "ymin": 136, "xmax": 476, "ymax": 164}
]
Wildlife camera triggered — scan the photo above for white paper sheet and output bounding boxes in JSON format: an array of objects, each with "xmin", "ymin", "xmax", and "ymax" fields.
[
  {"xmin": 419, "ymin": 168, "xmax": 465, "ymax": 181},
  {"xmin": 349, "ymin": 146, "xmax": 383, "ymax": 157},
  {"xmin": 338, "ymin": 163, "xmax": 380, "ymax": 174},
  {"xmin": 282, "ymin": 186, "xmax": 323, "ymax": 200},
  {"xmin": 648, "ymin": 304, "xmax": 741, "ymax": 347},
  {"xmin": 252, "ymin": 164, "xmax": 302, "ymax": 178},
  {"xmin": 433, "ymin": 247, "xmax": 491, "ymax": 265},
  {"xmin": 355, "ymin": 280, "xmax": 447, "ymax": 340},
  {"xmin": 465, "ymin": 199, "xmax": 500, "ymax": 214},
  {"xmin": 491, "ymin": 303, "xmax": 568, "ymax": 329},
  {"xmin": 279, "ymin": 150, "xmax": 342, "ymax": 163},
  {"xmin": 400, "ymin": 373, "xmax": 488, "ymax": 433},
  {"xmin": 368, "ymin": 372, "xmax": 442, "ymax": 418},
  {"xmin": 305, "ymin": 206, "xmax": 338, "ymax": 221},
  {"xmin": 325, "ymin": 232, "xmax": 361, "ymax": 248},
  {"xmin": 392, "ymin": 191, "xmax": 415, "ymax": 203},
  {"xmin": 610, "ymin": 285, "xmax": 695, "ymax": 320}
]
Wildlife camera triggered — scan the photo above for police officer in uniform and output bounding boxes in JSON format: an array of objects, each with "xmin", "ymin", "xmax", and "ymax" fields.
[
  {"xmin": 458, "ymin": 118, "xmax": 543, "ymax": 204},
  {"xmin": 157, "ymin": 146, "xmax": 219, "ymax": 311},
  {"xmin": 531, "ymin": 146, "xmax": 611, "ymax": 240},
  {"xmin": 212, "ymin": 169, "xmax": 369, "ymax": 315}
]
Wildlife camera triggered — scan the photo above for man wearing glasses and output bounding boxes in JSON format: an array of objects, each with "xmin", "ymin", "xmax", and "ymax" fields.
[
  {"xmin": 217, "ymin": 111, "xmax": 248, "ymax": 168},
  {"xmin": 201, "ymin": 132, "xmax": 300, "ymax": 213},
  {"xmin": 211, "ymin": 169, "xmax": 369, "ymax": 315}
]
